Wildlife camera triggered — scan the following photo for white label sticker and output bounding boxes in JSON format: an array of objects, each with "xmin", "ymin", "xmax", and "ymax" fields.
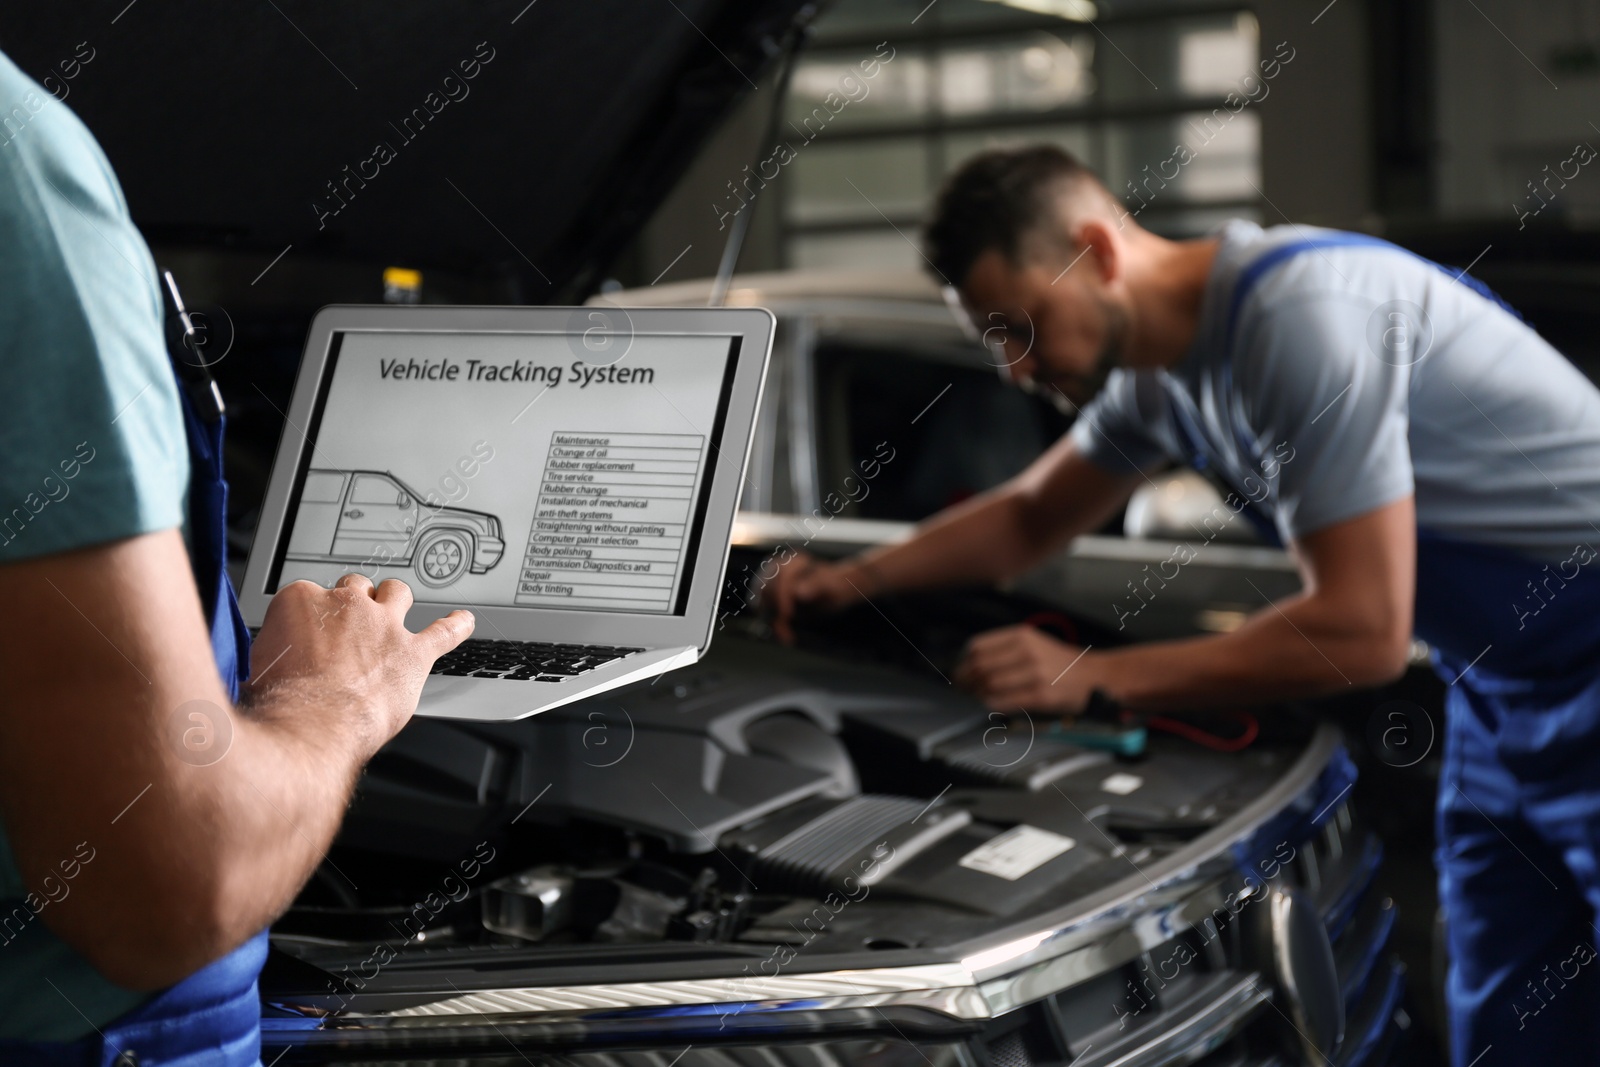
[
  {"xmin": 1100, "ymin": 772, "xmax": 1144, "ymax": 796},
  {"xmin": 959, "ymin": 825, "xmax": 1076, "ymax": 881}
]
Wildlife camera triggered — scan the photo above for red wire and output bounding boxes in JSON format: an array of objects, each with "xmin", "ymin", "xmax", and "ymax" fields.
[
  {"xmin": 1145, "ymin": 712, "xmax": 1260, "ymax": 752},
  {"xmin": 1017, "ymin": 612, "xmax": 1257, "ymax": 751},
  {"xmin": 1023, "ymin": 611, "xmax": 1080, "ymax": 644}
]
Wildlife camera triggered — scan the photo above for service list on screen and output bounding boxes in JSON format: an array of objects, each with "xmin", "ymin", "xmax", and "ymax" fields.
[{"xmin": 517, "ymin": 431, "xmax": 706, "ymax": 610}]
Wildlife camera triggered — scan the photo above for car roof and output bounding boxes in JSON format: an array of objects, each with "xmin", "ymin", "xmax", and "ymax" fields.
[
  {"xmin": 592, "ymin": 269, "xmax": 980, "ymax": 350},
  {"xmin": 596, "ymin": 268, "xmax": 946, "ymax": 308}
]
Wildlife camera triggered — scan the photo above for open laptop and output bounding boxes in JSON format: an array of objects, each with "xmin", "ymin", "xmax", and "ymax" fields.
[{"xmin": 239, "ymin": 305, "xmax": 774, "ymax": 721}]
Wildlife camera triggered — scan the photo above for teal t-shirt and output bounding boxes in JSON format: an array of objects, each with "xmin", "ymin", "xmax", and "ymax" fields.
[{"xmin": 0, "ymin": 53, "xmax": 188, "ymax": 1039}]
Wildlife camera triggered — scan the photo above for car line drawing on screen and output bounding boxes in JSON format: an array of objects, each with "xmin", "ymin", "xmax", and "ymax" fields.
[{"xmin": 284, "ymin": 469, "xmax": 506, "ymax": 588}]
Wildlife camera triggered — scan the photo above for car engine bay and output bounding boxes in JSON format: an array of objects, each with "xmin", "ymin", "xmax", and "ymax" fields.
[{"xmin": 267, "ymin": 580, "xmax": 1319, "ymax": 996}]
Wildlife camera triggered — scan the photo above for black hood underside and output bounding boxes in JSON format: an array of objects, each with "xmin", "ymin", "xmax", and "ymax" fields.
[{"xmin": 1, "ymin": 0, "xmax": 816, "ymax": 300}]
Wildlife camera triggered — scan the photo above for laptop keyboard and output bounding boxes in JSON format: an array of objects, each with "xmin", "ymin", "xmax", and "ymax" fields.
[{"xmin": 430, "ymin": 639, "xmax": 646, "ymax": 682}]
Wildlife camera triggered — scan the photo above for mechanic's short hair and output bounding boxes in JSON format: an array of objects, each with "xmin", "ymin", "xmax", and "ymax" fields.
[{"xmin": 923, "ymin": 144, "xmax": 1114, "ymax": 289}]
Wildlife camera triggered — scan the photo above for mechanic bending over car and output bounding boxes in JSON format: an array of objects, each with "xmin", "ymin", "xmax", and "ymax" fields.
[
  {"xmin": 0, "ymin": 54, "xmax": 473, "ymax": 1062},
  {"xmin": 763, "ymin": 145, "xmax": 1600, "ymax": 1065}
]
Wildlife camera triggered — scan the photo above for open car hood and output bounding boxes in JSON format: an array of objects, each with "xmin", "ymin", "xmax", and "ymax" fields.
[{"xmin": 0, "ymin": 0, "xmax": 815, "ymax": 300}]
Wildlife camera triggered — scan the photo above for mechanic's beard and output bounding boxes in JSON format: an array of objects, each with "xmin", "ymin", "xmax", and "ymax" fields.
[{"xmin": 1043, "ymin": 302, "xmax": 1125, "ymax": 415}]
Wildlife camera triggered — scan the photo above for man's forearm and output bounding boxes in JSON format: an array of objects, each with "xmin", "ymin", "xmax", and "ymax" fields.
[
  {"xmin": 107, "ymin": 683, "xmax": 373, "ymax": 987},
  {"xmin": 215, "ymin": 684, "xmax": 373, "ymax": 931},
  {"xmin": 848, "ymin": 485, "xmax": 1052, "ymax": 596},
  {"xmin": 841, "ymin": 444, "xmax": 1139, "ymax": 600},
  {"xmin": 1086, "ymin": 591, "xmax": 1408, "ymax": 710},
  {"xmin": 2, "ymin": 532, "xmax": 454, "ymax": 991}
]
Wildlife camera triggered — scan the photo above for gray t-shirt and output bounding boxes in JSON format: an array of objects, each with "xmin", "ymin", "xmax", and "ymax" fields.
[{"xmin": 1069, "ymin": 220, "xmax": 1600, "ymax": 562}]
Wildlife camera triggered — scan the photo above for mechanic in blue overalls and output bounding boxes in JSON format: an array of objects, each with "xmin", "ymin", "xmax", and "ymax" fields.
[
  {"xmin": 764, "ymin": 144, "xmax": 1600, "ymax": 1063},
  {"xmin": 0, "ymin": 54, "xmax": 473, "ymax": 1063}
]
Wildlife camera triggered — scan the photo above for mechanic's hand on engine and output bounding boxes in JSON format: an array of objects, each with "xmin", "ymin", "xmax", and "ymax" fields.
[
  {"xmin": 243, "ymin": 573, "xmax": 475, "ymax": 762},
  {"xmin": 955, "ymin": 624, "xmax": 1097, "ymax": 715},
  {"xmin": 760, "ymin": 550, "xmax": 872, "ymax": 645}
]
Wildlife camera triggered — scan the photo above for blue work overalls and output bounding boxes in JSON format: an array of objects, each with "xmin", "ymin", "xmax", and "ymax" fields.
[
  {"xmin": 1169, "ymin": 234, "xmax": 1600, "ymax": 1065},
  {"xmin": 0, "ymin": 347, "xmax": 268, "ymax": 1065}
]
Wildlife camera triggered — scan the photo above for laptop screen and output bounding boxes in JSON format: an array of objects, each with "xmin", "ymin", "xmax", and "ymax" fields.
[{"xmin": 265, "ymin": 329, "xmax": 739, "ymax": 615}]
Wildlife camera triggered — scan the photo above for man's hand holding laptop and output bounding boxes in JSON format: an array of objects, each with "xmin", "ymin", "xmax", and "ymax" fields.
[{"xmin": 246, "ymin": 573, "xmax": 475, "ymax": 761}]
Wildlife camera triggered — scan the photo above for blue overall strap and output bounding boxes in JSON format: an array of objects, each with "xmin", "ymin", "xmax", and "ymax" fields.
[
  {"xmin": 91, "ymin": 355, "xmax": 272, "ymax": 1065},
  {"xmin": 0, "ymin": 355, "xmax": 271, "ymax": 1066},
  {"xmin": 1164, "ymin": 389, "xmax": 1282, "ymax": 545},
  {"xmin": 170, "ymin": 366, "xmax": 252, "ymax": 702}
]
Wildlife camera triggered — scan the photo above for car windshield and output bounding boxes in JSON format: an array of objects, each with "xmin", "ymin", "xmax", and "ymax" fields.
[
  {"xmin": 393, "ymin": 476, "xmax": 428, "ymax": 504},
  {"xmin": 813, "ymin": 340, "xmax": 1072, "ymax": 521}
]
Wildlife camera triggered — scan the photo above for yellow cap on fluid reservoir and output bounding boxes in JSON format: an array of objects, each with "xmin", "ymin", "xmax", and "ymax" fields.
[
  {"xmin": 383, "ymin": 267, "xmax": 422, "ymax": 289},
  {"xmin": 383, "ymin": 267, "xmax": 422, "ymax": 304}
]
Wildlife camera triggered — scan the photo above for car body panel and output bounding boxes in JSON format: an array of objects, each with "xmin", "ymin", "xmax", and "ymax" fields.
[{"xmin": 283, "ymin": 467, "xmax": 503, "ymax": 586}]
